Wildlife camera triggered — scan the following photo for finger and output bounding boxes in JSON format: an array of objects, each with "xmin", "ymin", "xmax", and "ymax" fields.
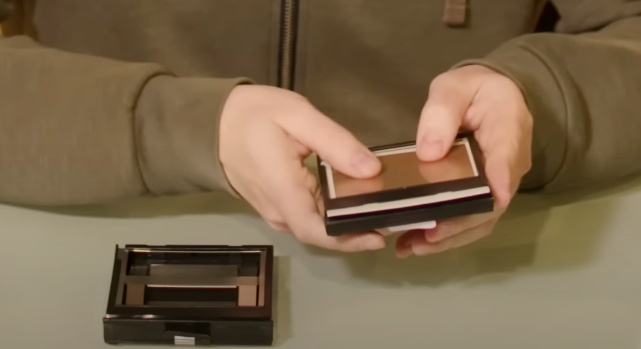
[
  {"xmin": 480, "ymin": 125, "xmax": 525, "ymax": 209},
  {"xmin": 265, "ymin": 132, "xmax": 386, "ymax": 252},
  {"xmin": 266, "ymin": 221, "xmax": 292, "ymax": 233},
  {"xmin": 485, "ymin": 148, "xmax": 516, "ymax": 209},
  {"xmin": 416, "ymin": 75, "xmax": 475, "ymax": 161},
  {"xmin": 478, "ymin": 111, "xmax": 532, "ymax": 209},
  {"xmin": 283, "ymin": 180, "xmax": 385, "ymax": 252},
  {"xmin": 424, "ymin": 211, "xmax": 497, "ymax": 243},
  {"xmin": 277, "ymin": 103, "xmax": 381, "ymax": 179},
  {"xmin": 282, "ymin": 183, "xmax": 386, "ymax": 252},
  {"xmin": 417, "ymin": 218, "xmax": 497, "ymax": 256},
  {"xmin": 396, "ymin": 219, "xmax": 497, "ymax": 258},
  {"xmin": 395, "ymin": 230, "xmax": 422, "ymax": 259}
]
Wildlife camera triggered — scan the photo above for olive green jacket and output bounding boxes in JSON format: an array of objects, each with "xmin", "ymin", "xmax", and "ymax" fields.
[{"xmin": 0, "ymin": 0, "xmax": 640, "ymax": 205}]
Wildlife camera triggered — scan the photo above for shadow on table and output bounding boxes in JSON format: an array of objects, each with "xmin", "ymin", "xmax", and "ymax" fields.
[
  {"xmin": 272, "ymin": 256, "xmax": 293, "ymax": 346},
  {"xmin": 11, "ymin": 173, "xmax": 641, "ymax": 290},
  {"xmin": 281, "ymin": 176, "xmax": 641, "ymax": 288},
  {"xmin": 12, "ymin": 191, "xmax": 252, "ymax": 219}
]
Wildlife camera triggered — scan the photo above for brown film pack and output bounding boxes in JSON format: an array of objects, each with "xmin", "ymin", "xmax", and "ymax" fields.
[{"xmin": 317, "ymin": 133, "xmax": 494, "ymax": 235}]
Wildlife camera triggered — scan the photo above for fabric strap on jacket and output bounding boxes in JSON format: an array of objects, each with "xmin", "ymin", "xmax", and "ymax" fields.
[{"xmin": 443, "ymin": 0, "xmax": 468, "ymax": 27}]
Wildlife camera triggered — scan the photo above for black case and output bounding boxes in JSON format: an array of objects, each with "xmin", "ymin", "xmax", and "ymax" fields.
[
  {"xmin": 103, "ymin": 244, "xmax": 274, "ymax": 346},
  {"xmin": 317, "ymin": 133, "xmax": 494, "ymax": 236}
]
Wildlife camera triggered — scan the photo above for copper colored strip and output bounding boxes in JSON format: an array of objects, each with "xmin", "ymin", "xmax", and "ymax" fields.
[
  {"xmin": 124, "ymin": 275, "xmax": 258, "ymax": 286},
  {"xmin": 116, "ymin": 249, "xmax": 131, "ymax": 305},
  {"xmin": 258, "ymin": 251, "xmax": 267, "ymax": 306},
  {"xmin": 443, "ymin": 0, "xmax": 468, "ymax": 27},
  {"xmin": 125, "ymin": 284, "xmax": 145, "ymax": 305},
  {"xmin": 130, "ymin": 249, "xmax": 262, "ymax": 254},
  {"xmin": 146, "ymin": 285, "xmax": 238, "ymax": 289},
  {"xmin": 238, "ymin": 286, "xmax": 258, "ymax": 307},
  {"xmin": 331, "ymin": 144, "xmax": 474, "ymax": 198},
  {"xmin": 149, "ymin": 264, "xmax": 238, "ymax": 278}
]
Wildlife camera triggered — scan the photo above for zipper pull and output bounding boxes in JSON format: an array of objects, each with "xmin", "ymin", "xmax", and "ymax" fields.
[{"xmin": 443, "ymin": 0, "xmax": 468, "ymax": 27}]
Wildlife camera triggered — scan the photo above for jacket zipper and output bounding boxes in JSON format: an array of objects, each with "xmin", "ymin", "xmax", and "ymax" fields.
[{"xmin": 278, "ymin": 0, "xmax": 299, "ymax": 90}]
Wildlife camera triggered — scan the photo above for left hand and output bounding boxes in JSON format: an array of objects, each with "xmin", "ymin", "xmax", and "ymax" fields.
[{"xmin": 395, "ymin": 65, "xmax": 533, "ymax": 258}]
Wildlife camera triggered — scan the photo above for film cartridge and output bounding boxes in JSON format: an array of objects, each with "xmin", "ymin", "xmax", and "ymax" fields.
[
  {"xmin": 317, "ymin": 132, "xmax": 494, "ymax": 236},
  {"xmin": 103, "ymin": 244, "xmax": 274, "ymax": 346}
]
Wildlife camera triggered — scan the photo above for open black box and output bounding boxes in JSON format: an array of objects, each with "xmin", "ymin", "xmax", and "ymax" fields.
[
  {"xmin": 317, "ymin": 133, "xmax": 495, "ymax": 236},
  {"xmin": 103, "ymin": 244, "xmax": 274, "ymax": 346}
]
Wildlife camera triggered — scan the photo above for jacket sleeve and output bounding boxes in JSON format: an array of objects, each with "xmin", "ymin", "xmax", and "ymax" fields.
[
  {"xmin": 0, "ymin": 34, "xmax": 251, "ymax": 206},
  {"xmin": 452, "ymin": 1, "xmax": 641, "ymax": 193}
]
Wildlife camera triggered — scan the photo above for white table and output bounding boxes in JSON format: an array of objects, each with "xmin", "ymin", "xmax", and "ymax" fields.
[{"xmin": 1, "ymin": 179, "xmax": 641, "ymax": 349}]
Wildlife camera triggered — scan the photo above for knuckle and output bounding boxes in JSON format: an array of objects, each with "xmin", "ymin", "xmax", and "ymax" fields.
[
  {"xmin": 480, "ymin": 227, "xmax": 493, "ymax": 238},
  {"xmin": 522, "ymin": 112, "xmax": 534, "ymax": 130},
  {"xmin": 304, "ymin": 171, "xmax": 319, "ymax": 191},
  {"xmin": 423, "ymin": 103, "xmax": 452, "ymax": 119},
  {"xmin": 287, "ymin": 90, "xmax": 310, "ymax": 104},
  {"xmin": 261, "ymin": 212, "xmax": 285, "ymax": 228},
  {"xmin": 436, "ymin": 220, "xmax": 456, "ymax": 235},
  {"xmin": 523, "ymin": 156, "xmax": 533, "ymax": 173},
  {"xmin": 520, "ymin": 118, "xmax": 534, "ymax": 139},
  {"xmin": 292, "ymin": 228, "xmax": 314, "ymax": 245},
  {"xmin": 350, "ymin": 239, "xmax": 372, "ymax": 252},
  {"xmin": 345, "ymin": 244, "xmax": 362, "ymax": 252},
  {"xmin": 267, "ymin": 222, "xmax": 289, "ymax": 233},
  {"xmin": 519, "ymin": 142, "xmax": 533, "ymax": 175},
  {"xmin": 430, "ymin": 73, "xmax": 459, "ymax": 92},
  {"xmin": 421, "ymin": 241, "xmax": 448, "ymax": 255}
]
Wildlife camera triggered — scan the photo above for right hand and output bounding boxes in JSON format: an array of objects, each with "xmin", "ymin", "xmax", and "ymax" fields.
[{"xmin": 219, "ymin": 85, "xmax": 386, "ymax": 252}]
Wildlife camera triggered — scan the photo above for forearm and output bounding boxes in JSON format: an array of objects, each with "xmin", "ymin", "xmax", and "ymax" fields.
[{"xmin": 0, "ymin": 35, "xmax": 249, "ymax": 205}]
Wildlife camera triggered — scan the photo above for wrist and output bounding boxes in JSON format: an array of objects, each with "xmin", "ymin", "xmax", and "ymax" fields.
[{"xmin": 136, "ymin": 75, "xmax": 253, "ymax": 197}]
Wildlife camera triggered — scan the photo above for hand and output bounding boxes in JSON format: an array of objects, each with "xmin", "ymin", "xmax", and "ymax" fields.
[
  {"xmin": 396, "ymin": 65, "xmax": 533, "ymax": 258},
  {"xmin": 219, "ymin": 85, "xmax": 386, "ymax": 252}
]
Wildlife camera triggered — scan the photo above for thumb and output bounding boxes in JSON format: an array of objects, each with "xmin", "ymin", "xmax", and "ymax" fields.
[
  {"xmin": 416, "ymin": 77, "xmax": 474, "ymax": 161},
  {"xmin": 279, "ymin": 105, "xmax": 381, "ymax": 179}
]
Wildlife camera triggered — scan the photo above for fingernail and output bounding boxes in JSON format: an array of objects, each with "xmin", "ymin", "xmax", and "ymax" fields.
[{"xmin": 352, "ymin": 151, "xmax": 380, "ymax": 177}]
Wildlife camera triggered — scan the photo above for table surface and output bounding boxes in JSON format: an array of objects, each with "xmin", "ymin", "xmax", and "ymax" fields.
[{"xmin": 2, "ymin": 178, "xmax": 641, "ymax": 349}]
